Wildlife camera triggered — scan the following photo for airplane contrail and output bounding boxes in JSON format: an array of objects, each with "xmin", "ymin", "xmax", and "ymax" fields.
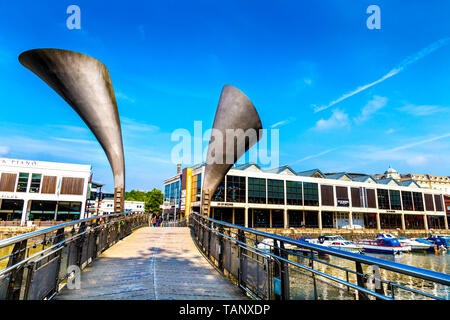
[{"xmin": 314, "ymin": 37, "xmax": 450, "ymax": 113}]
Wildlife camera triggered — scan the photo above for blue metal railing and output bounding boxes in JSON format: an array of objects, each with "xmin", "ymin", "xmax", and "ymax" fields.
[
  {"xmin": 0, "ymin": 212, "xmax": 149, "ymax": 300},
  {"xmin": 190, "ymin": 212, "xmax": 450, "ymax": 300}
]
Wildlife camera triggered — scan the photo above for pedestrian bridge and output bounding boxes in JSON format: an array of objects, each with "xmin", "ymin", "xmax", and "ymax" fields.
[
  {"xmin": 0, "ymin": 212, "xmax": 449, "ymax": 300},
  {"xmin": 56, "ymin": 227, "xmax": 246, "ymax": 300}
]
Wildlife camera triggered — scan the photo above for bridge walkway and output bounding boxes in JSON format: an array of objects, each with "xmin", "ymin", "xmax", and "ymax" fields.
[{"xmin": 55, "ymin": 227, "xmax": 247, "ymax": 300}]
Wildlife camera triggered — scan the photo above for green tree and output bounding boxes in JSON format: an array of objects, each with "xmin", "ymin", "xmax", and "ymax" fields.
[
  {"xmin": 145, "ymin": 188, "xmax": 163, "ymax": 214},
  {"xmin": 124, "ymin": 188, "xmax": 164, "ymax": 214}
]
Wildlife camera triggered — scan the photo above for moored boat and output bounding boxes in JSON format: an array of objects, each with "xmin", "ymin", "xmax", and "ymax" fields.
[
  {"xmin": 397, "ymin": 237, "xmax": 434, "ymax": 252},
  {"xmin": 377, "ymin": 234, "xmax": 412, "ymax": 252},
  {"xmin": 355, "ymin": 237, "xmax": 403, "ymax": 254},
  {"xmin": 303, "ymin": 235, "xmax": 363, "ymax": 253}
]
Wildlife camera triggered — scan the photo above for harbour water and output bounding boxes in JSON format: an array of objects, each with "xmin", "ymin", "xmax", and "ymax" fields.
[{"xmin": 289, "ymin": 250, "xmax": 450, "ymax": 300}]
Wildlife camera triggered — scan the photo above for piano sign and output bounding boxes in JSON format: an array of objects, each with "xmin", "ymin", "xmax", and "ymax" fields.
[{"xmin": 337, "ymin": 198, "xmax": 350, "ymax": 207}]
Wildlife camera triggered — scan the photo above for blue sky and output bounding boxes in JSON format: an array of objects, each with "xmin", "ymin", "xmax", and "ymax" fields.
[{"xmin": 0, "ymin": 1, "xmax": 449, "ymax": 192}]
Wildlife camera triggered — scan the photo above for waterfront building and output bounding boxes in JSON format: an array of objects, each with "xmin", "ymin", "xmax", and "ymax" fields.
[
  {"xmin": 0, "ymin": 157, "xmax": 91, "ymax": 225},
  {"xmin": 162, "ymin": 163, "xmax": 448, "ymax": 231},
  {"xmin": 86, "ymin": 181, "xmax": 104, "ymax": 217},
  {"xmin": 375, "ymin": 166, "xmax": 450, "ymax": 195},
  {"xmin": 97, "ymin": 199, "xmax": 145, "ymax": 215}
]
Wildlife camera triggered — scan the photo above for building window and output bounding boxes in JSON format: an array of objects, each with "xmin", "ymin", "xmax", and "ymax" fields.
[
  {"xmin": 389, "ymin": 190, "xmax": 402, "ymax": 210},
  {"xmin": 288, "ymin": 210, "xmax": 303, "ymax": 228},
  {"xmin": 434, "ymin": 194, "xmax": 443, "ymax": 212},
  {"xmin": 287, "ymin": 181, "xmax": 302, "ymax": 205},
  {"xmin": 303, "ymin": 183, "xmax": 319, "ymax": 206},
  {"xmin": 226, "ymin": 175, "xmax": 246, "ymax": 203},
  {"xmin": 364, "ymin": 213, "xmax": 377, "ymax": 229},
  {"xmin": 320, "ymin": 185, "xmax": 334, "ymax": 206},
  {"xmin": 164, "ymin": 184, "xmax": 170, "ymax": 201},
  {"xmin": 248, "ymin": 177, "xmax": 266, "ymax": 204},
  {"xmin": 191, "ymin": 174, "xmax": 202, "ymax": 202},
  {"xmin": 253, "ymin": 209, "xmax": 270, "ymax": 228},
  {"xmin": 380, "ymin": 214, "xmax": 402, "ymax": 229},
  {"xmin": 267, "ymin": 179, "xmax": 284, "ymax": 204},
  {"xmin": 29, "ymin": 173, "xmax": 42, "ymax": 193},
  {"xmin": 413, "ymin": 192, "xmax": 424, "ymax": 211},
  {"xmin": 405, "ymin": 214, "xmax": 424, "ymax": 230},
  {"xmin": 16, "ymin": 172, "xmax": 29, "ymax": 192},
  {"xmin": 377, "ymin": 189, "xmax": 390, "ymax": 209},
  {"xmin": 401, "ymin": 191, "xmax": 414, "ymax": 211},
  {"xmin": 213, "ymin": 178, "xmax": 225, "ymax": 202}
]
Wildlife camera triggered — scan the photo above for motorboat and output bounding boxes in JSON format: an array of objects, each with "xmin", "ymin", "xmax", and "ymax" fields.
[
  {"xmin": 376, "ymin": 234, "xmax": 411, "ymax": 252},
  {"xmin": 256, "ymin": 238, "xmax": 298, "ymax": 252},
  {"xmin": 397, "ymin": 237, "xmax": 434, "ymax": 252},
  {"xmin": 425, "ymin": 235, "xmax": 449, "ymax": 252},
  {"xmin": 427, "ymin": 234, "xmax": 449, "ymax": 248},
  {"xmin": 414, "ymin": 238, "xmax": 446, "ymax": 252},
  {"xmin": 355, "ymin": 237, "xmax": 403, "ymax": 254},
  {"xmin": 301, "ymin": 235, "xmax": 363, "ymax": 253}
]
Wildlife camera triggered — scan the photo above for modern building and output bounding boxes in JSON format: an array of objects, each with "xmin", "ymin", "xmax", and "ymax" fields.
[
  {"xmin": 97, "ymin": 199, "xmax": 145, "ymax": 215},
  {"xmin": 0, "ymin": 157, "xmax": 91, "ymax": 225},
  {"xmin": 375, "ymin": 166, "xmax": 450, "ymax": 195},
  {"xmin": 86, "ymin": 181, "xmax": 104, "ymax": 217},
  {"xmin": 162, "ymin": 163, "xmax": 448, "ymax": 231}
]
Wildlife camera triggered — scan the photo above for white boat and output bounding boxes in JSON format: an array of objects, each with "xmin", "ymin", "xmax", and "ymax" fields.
[
  {"xmin": 377, "ymin": 234, "xmax": 412, "ymax": 252},
  {"xmin": 256, "ymin": 238, "xmax": 298, "ymax": 252},
  {"xmin": 397, "ymin": 237, "xmax": 434, "ymax": 252},
  {"xmin": 304, "ymin": 235, "xmax": 363, "ymax": 253},
  {"xmin": 355, "ymin": 237, "xmax": 403, "ymax": 254}
]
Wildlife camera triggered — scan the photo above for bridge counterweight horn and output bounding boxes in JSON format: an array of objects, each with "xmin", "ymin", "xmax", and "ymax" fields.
[
  {"xmin": 19, "ymin": 49, "xmax": 125, "ymax": 212},
  {"xmin": 202, "ymin": 85, "xmax": 263, "ymax": 217}
]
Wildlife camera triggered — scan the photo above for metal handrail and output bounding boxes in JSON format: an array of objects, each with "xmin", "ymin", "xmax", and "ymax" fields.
[
  {"xmin": 0, "ymin": 212, "xmax": 135, "ymax": 250},
  {"xmin": 0, "ymin": 214, "xmax": 139, "ymax": 278},
  {"xmin": 194, "ymin": 216, "xmax": 392, "ymax": 300},
  {"xmin": 191, "ymin": 212, "xmax": 450, "ymax": 287},
  {"xmin": 0, "ymin": 212, "xmax": 149, "ymax": 300}
]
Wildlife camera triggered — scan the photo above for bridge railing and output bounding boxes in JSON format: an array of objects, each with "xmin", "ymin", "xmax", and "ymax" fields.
[
  {"xmin": 0, "ymin": 212, "xmax": 149, "ymax": 300},
  {"xmin": 162, "ymin": 217, "xmax": 188, "ymax": 228},
  {"xmin": 189, "ymin": 212, "xmax": 450, "ymax": 300}
]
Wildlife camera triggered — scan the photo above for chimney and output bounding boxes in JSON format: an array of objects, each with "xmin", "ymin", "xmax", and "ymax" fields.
[{"xmin": 177, "ymin": 163, "xmax": 181, "ymax": 175}]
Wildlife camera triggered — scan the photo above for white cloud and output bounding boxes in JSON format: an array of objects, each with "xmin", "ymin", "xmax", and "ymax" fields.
[
  {"xmin": 292, "ymin": 147, "xmax": 339, "ymax": 164},
  {"xmin": 314, "ymin": 109, "xmax": 349, "ymax": 130},
  {"xmin": 121, "ymin": 117, "xmax": 159, "ymax": 132},
  {"xmin": 385, "ymin": 128, "xmax": 395, "ymax": 134},
  {"xmin": 398, "ymin": 104, "xmax": 449, "ymax": 116},
  {"xmin": 271, "ymin": 117, "xmax": 296, "ymax": 128},
  {"xmin": 405, "ymin": 155, "xmax": 428, "ymax": 166},
  {"xmin": 303, "ymin": 78, "xmax": 312, "ymax": 85},
  {"xmin": 354, "ymin": 96, "xmax": 388, "ymax": 123},
  {"xmin": 0, "ymin": 146, "xmax": 10, "ymax": 155},
  {"xmin": 52, "ymin": 137, "xmax": 97, "ymax": 145},
  {"xmin": 315, "ymin": 37, "xmax": 450, "ymax": 113},
  {"xmin": 116, "ymin": 92, "xmax": 136, "ymax": 104}
]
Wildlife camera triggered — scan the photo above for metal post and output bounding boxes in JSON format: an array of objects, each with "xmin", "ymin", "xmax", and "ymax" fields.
[
  {"xmin": 6, "ymin": 240, "xmax": 28, "ymax": 299},
  {"xmin": 355, "ymin": 262, "xmax": 370, "ymax": 300}
]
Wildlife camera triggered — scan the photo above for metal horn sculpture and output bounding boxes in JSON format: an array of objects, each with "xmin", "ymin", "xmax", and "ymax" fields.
[
  {"xmin": 202, "ymin": 85, "xmax": 263, "ymax": 216},
  {"xmin": 19, "ymin": 49, "xmax": 125, "ymax": 212}
]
